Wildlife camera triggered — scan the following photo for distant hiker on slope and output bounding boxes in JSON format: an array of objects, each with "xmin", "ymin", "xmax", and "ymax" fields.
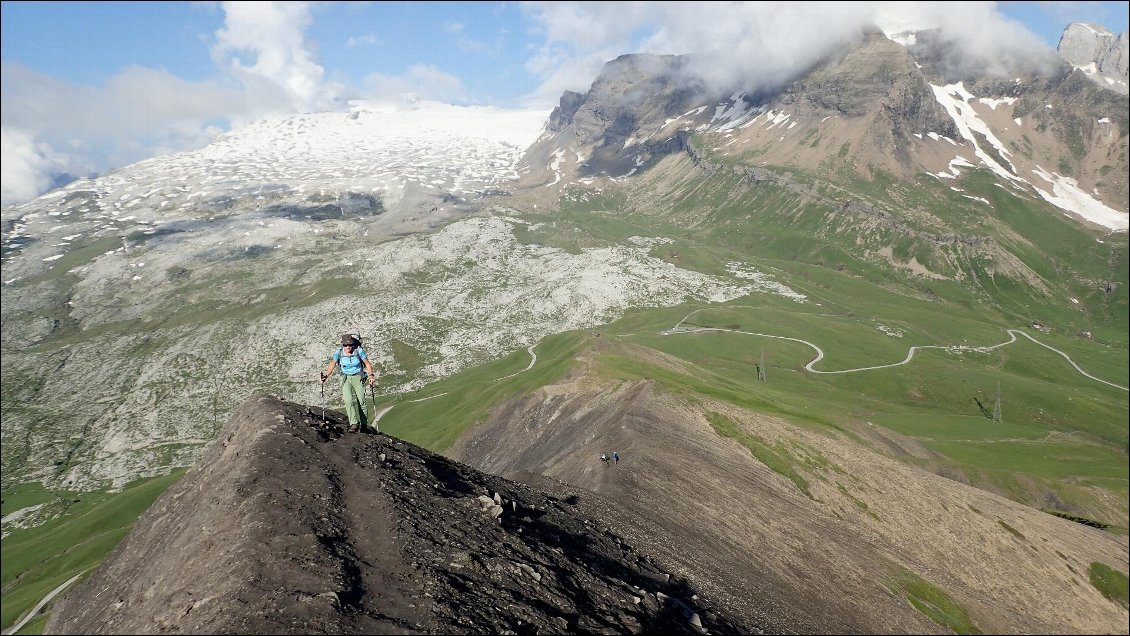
[{"xmin": 321, "ymin": 334, "xmax": 377, "ymax": 432}]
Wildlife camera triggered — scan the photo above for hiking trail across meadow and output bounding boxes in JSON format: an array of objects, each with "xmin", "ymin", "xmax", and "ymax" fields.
[
  {"xmin": 369, "ymin": 342, "xmax": 541, "ymax": 426},
  {"xmin": 367, "ymin": 309, "xmax": 1126, "ymax": 427},
  {"xmin": 662, "ymin": 309, "xmax": 1127, "ymax": 391}
]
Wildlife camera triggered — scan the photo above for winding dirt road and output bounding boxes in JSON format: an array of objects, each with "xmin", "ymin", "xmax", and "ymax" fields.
[
  {"xmin": 662, "ymin": 309, "xmax": 1127, "ymax": 391},
  {"xmin": 3, "ymin": 573, "xmax": 83, "ymax": 635}
]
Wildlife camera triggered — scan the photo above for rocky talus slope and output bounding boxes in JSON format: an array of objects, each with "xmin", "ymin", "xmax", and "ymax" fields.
[{"xmin": 44, "ymin": 394, "xmax": 752, "ymax": 635}]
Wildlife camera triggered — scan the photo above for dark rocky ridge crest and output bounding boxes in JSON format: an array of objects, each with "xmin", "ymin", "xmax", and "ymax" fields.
[{"xmin": 45, "ymin": 394, "xmax": 751, "ymax": 635}]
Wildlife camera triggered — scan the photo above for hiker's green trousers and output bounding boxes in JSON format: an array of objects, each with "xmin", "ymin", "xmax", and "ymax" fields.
[{"xmin": 341, "ymin": 374, "xmax": 368, "ymax": 429}]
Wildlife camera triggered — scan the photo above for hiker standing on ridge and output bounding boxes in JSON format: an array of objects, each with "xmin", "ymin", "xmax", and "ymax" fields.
[{"xmin": 321, "ymin": 334, "xmax": 377, "ymax": 432}]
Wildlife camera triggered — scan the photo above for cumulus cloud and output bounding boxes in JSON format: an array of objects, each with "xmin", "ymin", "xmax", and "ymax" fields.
[
  {"xmin": 520, "ymin": 1, "xmax": 654, "ymax": 106},
  {"xmin": 519, "ymin": 1, "xmax": 1059, "ymax": 106},
  {"xmin": 872, "ymin": 2, "xmax": 1059, "ymax": 79},
  {"xmin": 1, "ymin": 61, "xmax": 241, "ymax": 202},
  {"xmin": 2, "ymin": 0, "xmax": 344, "ymax": 207},
  {"xmin": 211, "ymin": 1, "xmax": 344, "ymax": 113}
]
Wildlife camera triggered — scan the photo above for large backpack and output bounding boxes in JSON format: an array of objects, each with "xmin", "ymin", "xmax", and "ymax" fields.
[{"xmin": 336, "ymin": 333, "xmax": 367, "ymax": 379}]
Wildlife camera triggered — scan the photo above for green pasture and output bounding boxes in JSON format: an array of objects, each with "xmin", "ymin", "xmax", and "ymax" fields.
[
  {"xmin": 585, "ymin": 298, "xmax": 1128, "ymax": 522},
  {"xmin": 374, "ymin": 330, "xmax": 587, "ymax": 451},
  {"xmin": 0, "ymin": 470, "xmax": 185, "ymax": 632},
  {"xmin": 1089, "ymin": 561, "xmax": 1129, "ymax": 609}
]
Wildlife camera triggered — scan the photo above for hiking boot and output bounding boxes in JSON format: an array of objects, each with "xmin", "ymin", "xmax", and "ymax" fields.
[{"xmin": 348, "ymin": 424, "xmax": 359, "ymax": 433}]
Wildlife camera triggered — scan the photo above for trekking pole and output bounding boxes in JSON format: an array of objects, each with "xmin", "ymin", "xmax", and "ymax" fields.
[
  {"xmin": 370, "ymin": 381, "xmax": 380, "ymax": 434},
  {"xmin": 355, "ymin": 327, "xmax": 383, "ymax": 434},
  {"xmin": 320, "ymin": 372, "xmax": 326, "ymax": 422}
]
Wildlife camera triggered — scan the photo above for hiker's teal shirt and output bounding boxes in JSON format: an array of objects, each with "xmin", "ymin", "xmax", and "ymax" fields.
[{"xmin": 334, "ymin": 347, "xmax": 368, "ymax": 376}]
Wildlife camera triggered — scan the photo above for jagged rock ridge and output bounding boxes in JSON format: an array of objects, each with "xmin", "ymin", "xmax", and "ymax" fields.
[
  {"xmin": 45, "ymin": 394, "xmax": 753, "ymax": 635},
  {"xmin": 1058, "ymin": 22, "xmax": 1129, "ymax": 94}
]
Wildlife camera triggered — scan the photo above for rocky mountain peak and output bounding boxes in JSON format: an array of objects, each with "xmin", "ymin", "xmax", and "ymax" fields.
[
  {"xmin": 569, "ymin": 53, "xmax": 705, "ymax": 146},
  {"xmin": 771, "ymin": 24, "xmax": 959, "ymax": 170},
  {"xmin": 1058, "ymin": 22, "xmax": 1129, "ymax": 94},
  {"xmin": 44, "ymin": 394, "xmax": 751, "ymax": 635},
  {"xmin": 546, "ymin": 89, "xmax": 586, "ymax": 132},
  {"xmin": 782, "ymin": 25, "xmax": 947, "ymax": 123},
  {"xmin": 518, "ymin": 52, "xmax": 712, "ymax": 185}
]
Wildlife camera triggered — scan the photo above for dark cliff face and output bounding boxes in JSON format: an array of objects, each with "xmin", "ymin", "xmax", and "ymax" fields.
[
  {"xmin": 547, "ymin": 90, "xmax": 586, "ymax": 133},
  {"xmin": 45, "ymin": 394, "xmax": 751, "ymax": 635}
]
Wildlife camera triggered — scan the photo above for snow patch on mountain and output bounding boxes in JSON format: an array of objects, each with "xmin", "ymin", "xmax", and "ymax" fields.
[
  {"xmin": 978, "ymin": 96, "xmax": 1017, "ymax": 110},
  {"xmin": 711, "ymin": 95, "xmax": 764, "ymax": 131},
  {"xmin": 926, "ymin": 83, "xmax": 1125, "ymax": 231},
  {"xmin": 1030, "ymin": 166, "xmax": 1129, "ymax": 231},
  {"xmin": 547, "ymin": 149, "xmax": 566, "ymax": 187},
  {"xmin": 931, "ymin": 156, "xmax": 977, "ymax": 180},
  {"xmin": 930, "ymin": 82, "xmax": 1020, "ymax": 182}
]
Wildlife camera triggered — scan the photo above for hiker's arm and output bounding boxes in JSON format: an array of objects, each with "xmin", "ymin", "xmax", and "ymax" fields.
[
  {"xmin": 364, "ymin": 358, "xmax": 377, "ymax": 385},
  {"xmin": 321, "ymin": 360, "xmax": 337, "ymax": 382}
]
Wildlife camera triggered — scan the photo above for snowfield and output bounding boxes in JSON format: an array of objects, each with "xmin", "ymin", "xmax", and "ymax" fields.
[{"xmin": 2, "ymin": 101, "xmax": 550, "ymax": 253}]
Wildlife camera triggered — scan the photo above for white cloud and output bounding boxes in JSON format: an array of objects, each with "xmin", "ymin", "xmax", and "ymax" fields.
[
  {"xmin": 872, "ymin": 2, "xmax": 1058, "ymax": 78},
  {"xmin": 210, "ymin": 1, "xmax": 344, "ymax": 113},
  {"xmin": 519, "ymin": 1, "xmax": 1058, "ymax": 106},
  {"xmin": 1, "ymin": 128, "xmax": 57, "ymax": 207},
  {"xmin": 1, "ymin": 0, "xmax": 345, "ymax": 207},
  {"xmin": 1, "ymin": 61, "xmax": 245, "ymax": 206},
  {"xmin": 519, "ymin": 1, "xmax": 652, "ymax": 106},
  {"xmin": 364, "ymin": 64, "xmax": 469, "ymax": 104}
]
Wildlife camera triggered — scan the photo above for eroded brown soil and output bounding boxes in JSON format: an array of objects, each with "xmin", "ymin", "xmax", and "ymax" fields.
[{"xmin": 45, "ymin": 394, "xmax": 753, "ymax": 635}]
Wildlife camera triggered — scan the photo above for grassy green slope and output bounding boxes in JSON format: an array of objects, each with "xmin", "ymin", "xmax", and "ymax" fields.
[
  {"xmin": 495, "ymin": 148, "xmax": 1129, "ymax": 525},
  {"xmin": 363, "ymin": 288, "xmax": 1128, "ymax": 528},
  {"xmin": 1, "ymin": 471, "xmax": 185, "ymax": 631}
]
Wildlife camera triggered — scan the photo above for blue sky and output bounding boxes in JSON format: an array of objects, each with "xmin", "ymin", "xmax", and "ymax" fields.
[{"xmin": 2, "ymin": 1, "xmax": 1127, "ymax": 206}]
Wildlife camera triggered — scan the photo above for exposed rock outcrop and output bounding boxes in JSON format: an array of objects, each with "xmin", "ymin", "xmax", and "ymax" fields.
[{"xmin": 1058, "ymin": 22, "xmax": 1129, "ymax": 94}]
